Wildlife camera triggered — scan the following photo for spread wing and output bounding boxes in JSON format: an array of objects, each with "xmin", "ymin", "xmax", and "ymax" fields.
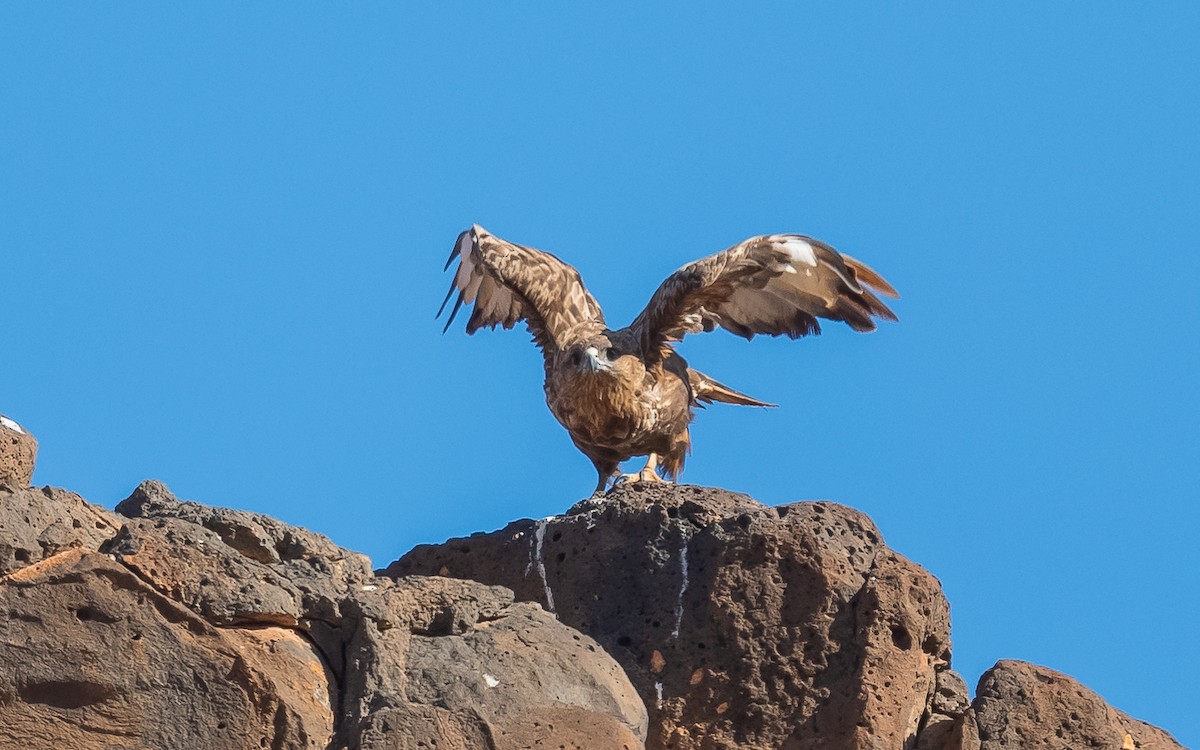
[
  {"xmin": 630, "ymin": 234, "xmax": 898, "ymax": 358},
  {"xmin": 438, "ymin": 225, "xmax": 606, "ymax": 353}
]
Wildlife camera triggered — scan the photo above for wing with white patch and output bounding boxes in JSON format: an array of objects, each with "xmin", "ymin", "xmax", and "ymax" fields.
[
  {"xmin": 439, "ymin": 225, "xmax": 606, "ymax": 353},
  {"xmin": 630, "ymin": 234, "xmax": 898, "ymax": 357}
]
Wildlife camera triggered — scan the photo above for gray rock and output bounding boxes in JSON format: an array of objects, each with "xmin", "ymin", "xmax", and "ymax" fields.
[
  {"xmin": 0, "ymin": 485, "xmax": 121, "ymax": 576},
  {"xmin": 103, "ymin": 515, "xmax": 306, "ymax": 626},
  {"xmin": 115, "ymin": 479, "xmax": 375, "ymax": 622},
  {"xmin": 338, "ymin": 574, "xmax": 647, "ymax": 749},
  {"xmin": 386, "ymin": 482, "xmax": 961, "ymax": 750}
]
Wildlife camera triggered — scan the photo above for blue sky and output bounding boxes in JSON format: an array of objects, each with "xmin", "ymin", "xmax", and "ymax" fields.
[{"xmin": 3, "ymin": 4, "xmax": 1197, "ymax": 744}]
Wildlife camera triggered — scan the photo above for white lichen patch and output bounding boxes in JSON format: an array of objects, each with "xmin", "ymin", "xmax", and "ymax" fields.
[
  {"xmin": 484, "ymin": 674, "xmax": 500, "ymax": 688},
  {"xmin": 0, "ymin": 416, "xmax": 24, "ymax": 434}
]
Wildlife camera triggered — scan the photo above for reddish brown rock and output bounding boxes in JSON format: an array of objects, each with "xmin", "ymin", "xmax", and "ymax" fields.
[
  {"xmin": 2, "ymin": 459, "xmax": 1185, "ymax": 749},
  {"xmin": 971, "ymin": 660, "xmax": 1184, "ymax": 750},
  {"xmin": 916, "ymin": 669, "xmax": 975, "ymax": 750},
  {"xmin": 0, "ymin": 414, "xmax": 37, "ymax": 488},
  {"xmin": 110, "ymin": 481, "xmax": 646, "ymax": 748},
  {"xmin": 0, "ymin": 550, "xmax": 334, "ymax": 750},
  {"xmin": 386, "ymin": 483, "xmax": 963, "ymax": 750},
  {"xmin": 2, "ymin": 479, "xmax": 647, "ymax": 750}
]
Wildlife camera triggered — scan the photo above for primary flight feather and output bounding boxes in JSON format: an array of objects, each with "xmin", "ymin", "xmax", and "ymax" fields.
[{"xmin": 440, "ymin": 225, "xmax": 899, "ymax": 495}]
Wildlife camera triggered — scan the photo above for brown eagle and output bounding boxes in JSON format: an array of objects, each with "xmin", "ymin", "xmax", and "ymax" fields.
[{"xmin": 440, "ymin": 225, "xmax": 898, "ymax": 495}]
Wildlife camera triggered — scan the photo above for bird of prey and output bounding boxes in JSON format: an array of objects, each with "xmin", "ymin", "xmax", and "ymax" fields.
[{"xmin": 439, "ymin": 225, "xmax": 898, "ymax": 495}]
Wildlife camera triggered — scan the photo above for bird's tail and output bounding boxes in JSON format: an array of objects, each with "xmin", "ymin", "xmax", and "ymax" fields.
[
  {"xmin": 689, "ymin": 369, "xmax": 777, "ymax": 408},
  {"xmin": 841, "ymin": 254, "xmax": 899, "ymax": 299}
]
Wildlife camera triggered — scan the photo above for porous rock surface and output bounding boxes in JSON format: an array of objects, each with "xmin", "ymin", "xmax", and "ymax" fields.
[
  {"xmin": 1, "ymin": 477, "xmax": 646, "ymax": 750},
  {"xmin": 0, "ymin": 413, "xmax": 38, "ymax": 488},
  {"xmin": 1, "ymin": 484, "xmax": 122, "ymax": 575},
  {"xmin": 386, "ymin": 483, "xmax": 1186, "ymax": 750},
  {"xmin": 0, "ymin": 548, "xmax": 335, "ymax": 749},
  {"xmin": 972, "ymin": 660, "xmax": 1183, "ymax": 750},
  {"xmin": 0, "ymin": 416, "xmax": 1185, "ymax": 749},
  {"xmin": 386, "ymin": 484, "xmax": 960, "ymax": 749}
]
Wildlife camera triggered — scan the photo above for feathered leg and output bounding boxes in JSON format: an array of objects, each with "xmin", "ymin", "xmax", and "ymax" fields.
[
  {"xmin": 658, "ymin": 429, "xmax": 690, "ymax": 482},
  {"xmin": 592, "ymin": 460, "xmax": 620, "ymax": 497}
]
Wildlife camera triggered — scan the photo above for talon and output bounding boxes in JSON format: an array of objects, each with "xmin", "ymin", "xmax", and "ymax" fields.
[
  {"xmin": 595, "ymin": 454, "xmax": 670, "ymax": 495},
  {"xmin": 638, "ymin": 467, "xmax": 668, "ymax": 483},
  {"xmin": 608, "ymin": 473, "xmax": 634, "ymax": 491},
  {"xmin": 634, "ymin": 453, "xmax": 668, "ymax": 484}
]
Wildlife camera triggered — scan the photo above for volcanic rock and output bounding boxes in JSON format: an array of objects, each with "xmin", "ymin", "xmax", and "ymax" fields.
[
  {"xmin": 1, "ymin": 479, "xmax": 646, "ymax": 750},
  {"xmin": 386, "ymin": 483, "xmax": 960, "ymax": 750},
  {"xmin": 972, "ymin": 660, "xmax": 1184, "ymax": 750},
  {"xmin": 1, "ymin": 484, "xmax": 122, "ymax": 576},
  {"xmin": 0, "ymin": 413, "xmax": 37, "ymax": 488},
  {"xmin": 0, "ymin": 410, "xmax": 1184, "ymax": 750},
  {"xmin": 0, "ymin": 549, "xmax": 334, "ymax": 749}
]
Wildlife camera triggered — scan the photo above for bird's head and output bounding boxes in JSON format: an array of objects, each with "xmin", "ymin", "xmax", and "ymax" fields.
[
  {"xmin": 563, "ymin": 333, "xmax": 635, "ymax": 376},
  {"xmin": 557, "ymin": 330, "xmax": 648, "ymax": 387}
]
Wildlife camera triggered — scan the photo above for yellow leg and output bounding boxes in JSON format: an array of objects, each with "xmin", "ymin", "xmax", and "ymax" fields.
[{"xmin": 619, "ymin": 453, "xmax": 669, "ymax": 485}]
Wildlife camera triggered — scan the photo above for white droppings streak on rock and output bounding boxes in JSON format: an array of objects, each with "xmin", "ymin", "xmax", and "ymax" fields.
[
  {"xmin": 484, "ymin": 674, "xmax": 500, "ymax": 688},
  {"xmin": 0, "ymin": 416, "xmax": 24, "ymax": 434},
  {"xmin": 671, "ymin": 540, "xmax": 689, "ymax": 640},
  {"xmin": 361, "ymin": 584, "xmax": 378, "ymax": 592},
  {"xmin": 524, "ymin": 530, "xmax": 535, "ymax": 576},
  {"xmin": 533, "ymin": 518, "xmax": 556, "ymax": 615},
  {"xmin": 655, "ymin": 681, "xmax": 663, "ymax": 709},
  {"xmin": 581, "ymin": 508, "xmax": 600, "ymax": 530}
]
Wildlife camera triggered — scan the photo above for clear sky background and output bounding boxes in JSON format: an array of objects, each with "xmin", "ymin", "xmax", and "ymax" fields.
[{"xmin": 3, "ymin": 4, "xmax": 1197, "ymax": 745}]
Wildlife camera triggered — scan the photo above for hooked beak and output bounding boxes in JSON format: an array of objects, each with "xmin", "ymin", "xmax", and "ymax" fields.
[{"xmin": 582, "ymin": 346, "xmax": 612, "ymax": 372}]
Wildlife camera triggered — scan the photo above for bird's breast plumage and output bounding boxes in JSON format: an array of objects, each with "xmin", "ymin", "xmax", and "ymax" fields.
[{"xmin": 545, "ymin": 358, "xmax": 690, "ymax": 455}]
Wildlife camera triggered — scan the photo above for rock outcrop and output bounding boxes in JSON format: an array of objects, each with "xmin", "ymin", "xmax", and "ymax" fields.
[
  {"xmin": 1, "ymin": 485, "xmax": 121, "ymax": 576},
  {"xmin": 386, "ymin": 484, "xmax": 964, "ymax": 750},
  {"xmin": 0, "ymin": 416, "xmax": 1186, "ymax": 749},
  {"xmin": 0, "ymin": 413, "xmax": 37, "ymax": 488},
  {"xmin": 972, "ymin": 660, "xmax": 1183, "ymax": 750},
  {"xmin": 1, "ymin": 464, "xmax": 645, "ymax": 748},
  {"xmin": 386, "ymin": 484, "xmax": 1186, "ymax": 750},
  {"xmin": 0, "ymin": 548, "xmax": 336, "ymax": 749}
]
